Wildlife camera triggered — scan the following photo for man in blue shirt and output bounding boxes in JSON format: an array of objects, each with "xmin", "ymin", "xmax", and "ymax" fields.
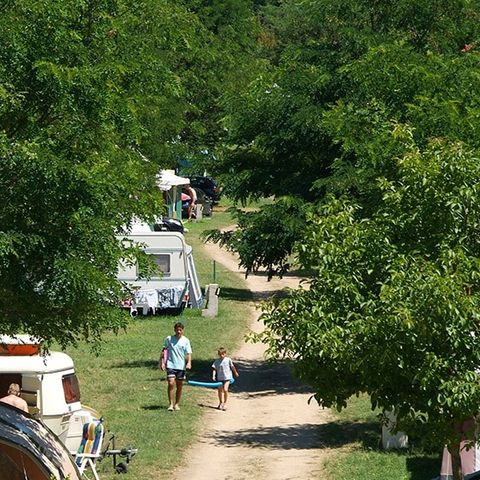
[{"xmin": 160, "ymin": 322, "xmax": 192, "ymax": 411}]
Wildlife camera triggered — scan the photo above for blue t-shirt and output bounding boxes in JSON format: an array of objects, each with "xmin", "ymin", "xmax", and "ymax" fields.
[{"xmin": 164, "ymin": 335, "xmax": 192, "ymax": 370}]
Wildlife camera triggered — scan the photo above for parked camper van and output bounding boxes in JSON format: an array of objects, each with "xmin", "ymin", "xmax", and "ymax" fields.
[
  {"xmin": 117, "ymin": 222, "xmax": 202, "ymax": 314},
  {"xmin": 0, "ymin": 336, "xmax": 98, "ymax": 453}
]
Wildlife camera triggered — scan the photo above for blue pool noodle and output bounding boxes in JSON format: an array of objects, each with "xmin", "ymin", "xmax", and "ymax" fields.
[{"xmin": 187, "ymin": 377, "xmax": 236, "ymax": 389}]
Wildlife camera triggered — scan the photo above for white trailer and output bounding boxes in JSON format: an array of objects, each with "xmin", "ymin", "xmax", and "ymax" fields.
[
  {"xmin": 0, "ymin": 336, "xmax": 99, "ymax": 453},
  {"xmin": 117, "ymin": 222, "xmax": 203, "ymax": 314},
  {"xmin": 0, "ymin": 335, "xmax": 137, "ymax": 476}
]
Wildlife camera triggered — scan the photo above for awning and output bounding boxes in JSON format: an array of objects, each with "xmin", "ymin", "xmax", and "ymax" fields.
[{"xmin": 156, "ymin": 170, "xmax": 190, "ymax": 191}]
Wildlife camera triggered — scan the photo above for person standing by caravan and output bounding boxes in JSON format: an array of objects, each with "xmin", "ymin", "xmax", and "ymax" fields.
[
  {"xmin": 0, "ymin": 383, "xmax": 29, "ymax": 412},
  {"xmin": 184, "ymin": 184, "xmax": 197, "ymax": 219},
  {"xmin": 160, "ymin": 322, "xmax": 192, "ymax": 411}
]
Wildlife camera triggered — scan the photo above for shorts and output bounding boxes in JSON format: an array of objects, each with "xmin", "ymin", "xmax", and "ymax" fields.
[
  {"xmin": 219, "ymin": 378, "xmax": 232, "ymax": 384},
  {"xmin": 167, "ymin": 368, "xmax": 186, "ymax": 380}
]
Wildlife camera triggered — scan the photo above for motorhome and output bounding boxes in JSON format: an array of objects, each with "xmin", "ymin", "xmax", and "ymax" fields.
[
  {"xmin": 117, "ymin": 222, "xmax": 203, "ymax": 314},
  {"xmin": 0, "ymin": 336, "xmax": 98, "ymax": 453}
]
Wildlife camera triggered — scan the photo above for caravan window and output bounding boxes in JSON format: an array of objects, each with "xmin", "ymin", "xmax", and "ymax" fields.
[
  {"xmin": 62, "ymin": 374, "xmax": 81, "ymax": 404},
  {"xmin": 137, "ymin": 254, "xmax": 171, "ymax": 279},
  {"xmin": 152, "ymin": 254, "xmax": 171, "ymax": 275},
  {"xmin": 137, "ymin": 252, "xmax": 171, "ymax": 279}
]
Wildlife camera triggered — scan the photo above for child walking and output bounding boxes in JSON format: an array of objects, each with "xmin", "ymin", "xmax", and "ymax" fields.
[{"xmin": 212, "ymin": 347, "xmax": 239, "ymax": 411}]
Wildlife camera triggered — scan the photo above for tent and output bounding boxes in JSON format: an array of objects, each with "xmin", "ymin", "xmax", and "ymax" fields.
[
  {"xmin": 156, "ymin": 170, "xmax": 190, "ymax": 219},
  {"xmin": 0, "ymin": 403, "xmax": 80, "ymax": 480}
]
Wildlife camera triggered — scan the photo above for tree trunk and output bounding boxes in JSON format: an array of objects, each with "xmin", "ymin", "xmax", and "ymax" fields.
[{"xmin": 450, "ymin": 441, "xmax": 463, "ymax": 480}]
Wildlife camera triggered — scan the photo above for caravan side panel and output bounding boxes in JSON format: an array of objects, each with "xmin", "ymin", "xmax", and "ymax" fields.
[{"xmin": 117, "ymin": 232, "xmax": 190, "ymax": 311}]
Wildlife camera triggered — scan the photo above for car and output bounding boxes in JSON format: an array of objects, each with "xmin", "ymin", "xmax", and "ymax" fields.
[
  {"xmin": 189, "ymin": 176, "xmax": 221, "ymax": 203},
  {"xmin": 153, "ymin": 217, "xmax": 184, "ymax": 233}
]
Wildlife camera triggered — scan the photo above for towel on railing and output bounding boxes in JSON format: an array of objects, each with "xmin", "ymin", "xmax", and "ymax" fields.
[
  {"xmin": 134, "ymin": 289, "xmax": 159, "ymax": 310},
  {"xmin": 157, "ymin": 286, "xmax": 185, "ymax": 308}
]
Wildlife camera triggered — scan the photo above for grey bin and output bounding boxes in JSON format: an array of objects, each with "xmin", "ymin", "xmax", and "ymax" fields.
[
  {"xmin": 200, "ymin": 199, "xmax": 212, "ymax": 216},
  {"xmin": 194, "ymin": 188, "xmax": 213, "ymax": 217}
]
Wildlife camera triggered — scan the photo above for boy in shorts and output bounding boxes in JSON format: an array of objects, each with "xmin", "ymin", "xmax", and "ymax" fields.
[
  {"xmin": 212, "ymin": 347, "xmax": 239, "ymax": 411},
  {"xmin": 160, "ymin": 322, "xmax": 192, "ymax": 411}
]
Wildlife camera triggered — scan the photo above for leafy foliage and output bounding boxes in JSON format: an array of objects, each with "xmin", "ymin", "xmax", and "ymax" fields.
[
  {"xmin": 0, "ymin": 0, "xmax": 261, "ymax": 347},
  {"xmin": 214, "ymin": 0, "xmax": 480, "ymax": 277},
  {"xmin": 260, "ymin": 138, "xmax": 480, "ymax": 476},
  {"xmin": 203, "ymin": 197, "xmax": 306, "ymax": 278},
  {"xmin": 219, "ymin": 1, "xmax": 480, "ymax": 477},
  {"xmin": 171, "ymin": 0, "xmax": 265, "ymax": 173}
]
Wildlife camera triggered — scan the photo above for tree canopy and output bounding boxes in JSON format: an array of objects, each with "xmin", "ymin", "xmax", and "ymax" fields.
[
  {"xmin": 0, "ymin": 0, "xmax": 260, "ymax": 347},
  {"xmin": 214, "ymin": 0, "xmax": 480, "ymax": 275},
  {"xmin": 215, "ymin": 1, "xmax": 480, "ymax": 477},
  {"xmin": 261, "ymin": 138, "xmax": 480, "ymax": 456}
]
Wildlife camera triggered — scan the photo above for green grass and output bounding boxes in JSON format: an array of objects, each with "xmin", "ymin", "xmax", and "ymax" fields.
[
  {"xmin": 61, "ymin": 204, "xmax": 441, "ymax": 479},
  {"xmin": 63, "ymin": 206, "xmax": 251, "ymax": 479},
  {"xmin": 211, "ymin": 195, "xmax": 275, "ymax": 211}
]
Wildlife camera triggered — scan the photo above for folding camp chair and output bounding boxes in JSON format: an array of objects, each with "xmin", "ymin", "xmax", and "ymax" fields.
[{"xmin": 74, "ymin": 420, "xmax": 104, "ymax": 480}]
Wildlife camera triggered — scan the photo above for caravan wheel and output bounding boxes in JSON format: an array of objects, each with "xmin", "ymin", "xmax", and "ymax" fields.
[
  {"xmin": 170, "ymin": 303, "xmax": 186, "ymax": 316},
  {"xmin": 115, "ymin": 462, "xmax": 128, "ymax": 474}
]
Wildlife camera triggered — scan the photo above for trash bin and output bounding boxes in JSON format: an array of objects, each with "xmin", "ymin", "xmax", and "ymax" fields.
[
  {"xmin": 202, "ymin": 198, "xmax": 212, "ymax": 216},
  {"xmin": 195, "ymin": 188, "xmax": 212, "ymax": 217}
]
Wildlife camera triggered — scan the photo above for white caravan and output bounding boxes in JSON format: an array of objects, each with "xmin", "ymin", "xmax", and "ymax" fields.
[
  {"xmin": 117, "ymin": 222, "xmax": 203, "ymax": 314},
  {"xmin": 0, "ymin": 336, "xmax": 98, "ymax": 453}
]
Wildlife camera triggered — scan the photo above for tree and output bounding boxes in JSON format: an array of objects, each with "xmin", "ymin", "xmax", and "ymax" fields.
[
  {"xmin": 166, "ymin": 0, "xmax": 265, "ymax": 174},
  {"xmin": 203, "ymin": 197, "xmax": 307, "ymax": 279},
  {"xmin": 216, "ymin": 1, "xmax": 480, "ymax": 477},
  {"xmin": 259, "ymin": 135, "xmax": 480, "ymax": 479},
  {"xmin": 213, "ymin": 0, "xmax": 480, "ymax": 277},
  {"xmin": 0, "ymin": 0, "xmax": 250, "ymax": 348}
]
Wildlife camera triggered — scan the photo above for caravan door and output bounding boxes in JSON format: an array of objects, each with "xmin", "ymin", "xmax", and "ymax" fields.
[{"xmin": 186, "ymin": 245, "xmax": 203, "ymax": 308}]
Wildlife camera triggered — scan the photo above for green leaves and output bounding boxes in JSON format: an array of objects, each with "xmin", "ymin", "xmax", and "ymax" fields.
[
  {"xmin": 0, "ymin": 0, "xmax": 266, "ymax": 347},
  {"xmin": 210, "ymin": 2, "xmax": 480, "ymax": 472},
  {"xmin": 0, "ymin": 0, "xmax": 195, "ymax": 346},
  {"xmin": 203, "ymin": 197, "xmax": 307, "ymax": 278},
  {"xmin": 260, "ymin": 140, "xmax": 480, "ymax": 457}
]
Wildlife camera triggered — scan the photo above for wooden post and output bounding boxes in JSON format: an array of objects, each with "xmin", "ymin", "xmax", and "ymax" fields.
[{"xmin": 202, "ymin": 284, "xmax": 220, "ymax": 317}]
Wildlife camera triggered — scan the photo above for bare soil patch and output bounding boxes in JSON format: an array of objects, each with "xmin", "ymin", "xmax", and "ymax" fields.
[{"xmin": 173, "ymin": 242, "xmax": 333, "ymax": 480}]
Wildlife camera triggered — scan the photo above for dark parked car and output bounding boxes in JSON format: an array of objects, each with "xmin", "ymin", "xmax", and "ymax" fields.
[
  {"xmin": 189, "ymin": 176, "xmax": 221, "ymax": 203},
  {"xmin": 153, "ymin": 217, "xmax": 184, "ymax": 233}
]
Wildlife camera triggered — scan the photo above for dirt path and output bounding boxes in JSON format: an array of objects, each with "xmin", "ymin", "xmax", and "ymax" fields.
[{"xmin": 173, "ymin": 242, "xmax": 333, "ymax": 480}]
